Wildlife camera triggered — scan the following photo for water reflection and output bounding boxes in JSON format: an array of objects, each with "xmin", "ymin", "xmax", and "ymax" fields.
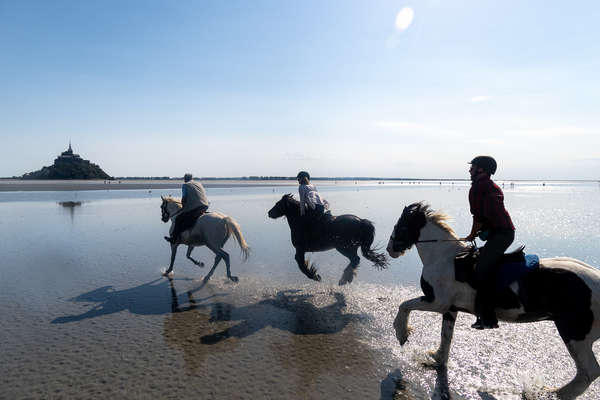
[{"xmin": 58, "ymin": 200, "xmax": 82, "ymax": 223}]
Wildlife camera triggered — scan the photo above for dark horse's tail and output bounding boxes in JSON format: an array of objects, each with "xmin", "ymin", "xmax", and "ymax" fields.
[{"xmin": 359, "ymin": 219, "xmax": 389, "ymax": 269}]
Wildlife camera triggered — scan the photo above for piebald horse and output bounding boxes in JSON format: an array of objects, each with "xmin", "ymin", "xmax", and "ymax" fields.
[
  {"xmin": 387, "ymin": 202, "xmax": 600, "ymax": 399},
  {"xmin": 160, "ymin": 196, "xmax": 249, "ymax": 282}
]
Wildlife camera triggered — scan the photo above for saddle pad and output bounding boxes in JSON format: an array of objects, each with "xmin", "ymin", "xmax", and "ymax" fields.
[{"xmin": 496, "ymin": 254, "xmax": 540, "ymax": 290}]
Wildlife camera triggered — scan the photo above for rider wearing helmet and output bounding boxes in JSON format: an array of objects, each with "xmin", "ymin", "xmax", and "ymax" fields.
[
  {"xmin": 164, "ymin": 173, "xmax": 209, "ymax": 244},
  {"xmin": 463, "ymin": 156, "xmax": 515, "ymax": 330}
]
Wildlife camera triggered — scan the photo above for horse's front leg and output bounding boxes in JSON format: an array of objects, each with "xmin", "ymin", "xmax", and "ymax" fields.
[
  {"xmin": 426, "ymin": 311, "xmax": 457, "ymax": 368},
  {"xmin": 394, "ymin": 297, "xmax": 448, "ymax": 345},
  {"xmin": 295, "ymin": 249, "xmax": 321, "ymax": 281},
  {"xmin": 186, "ymin": 246, "xmax": 205, "ymax": 267},
  {"xmin": 164, "ymin": 243, "xmax": 179, "ymax": 275}
]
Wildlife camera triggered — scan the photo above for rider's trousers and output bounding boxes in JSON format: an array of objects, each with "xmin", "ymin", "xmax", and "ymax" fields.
[
  {"xmin": 171, "ymin": 205, "xmax": 208, "ymax": 241},
  {"xmin": 474, "ymin": 229, "xmax": 515, "ymax": 322}
]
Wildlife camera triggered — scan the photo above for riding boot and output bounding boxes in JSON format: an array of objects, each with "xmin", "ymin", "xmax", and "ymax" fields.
[
  {"xmin": 164, "ymin": 235, "xmax": 177, "ymax": 244},
  {"xmin": 472, "ymin": 284, "xmax": 498, "ymax": 329}
]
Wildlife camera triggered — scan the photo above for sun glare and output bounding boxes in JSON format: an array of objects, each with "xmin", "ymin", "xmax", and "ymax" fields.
[{"xmin": 395, "ymin": 7, "xmax": 414, "ymax": 31}]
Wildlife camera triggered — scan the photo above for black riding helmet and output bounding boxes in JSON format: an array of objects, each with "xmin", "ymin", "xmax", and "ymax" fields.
[
  {"xmin": 297, "ymin": 171, "xmax": 310, "ymax": 181},
  {"xmin": 469, "ymin": 156, "xmax": 497, "ymax": 175}
]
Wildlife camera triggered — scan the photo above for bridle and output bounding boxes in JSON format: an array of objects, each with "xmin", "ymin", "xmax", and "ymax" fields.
[{"xmin": 161, "ymin": 201, "xmax": 171, "ymax": 222}]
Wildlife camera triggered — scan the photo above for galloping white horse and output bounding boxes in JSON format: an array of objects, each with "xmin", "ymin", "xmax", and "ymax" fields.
[
  {"xmin": 160, "ymin": 196, "xmax": 249, "ymax": 282},
  {"xmin": 386, "ymin": 202, "xmax": 600, "ymax": 399}
]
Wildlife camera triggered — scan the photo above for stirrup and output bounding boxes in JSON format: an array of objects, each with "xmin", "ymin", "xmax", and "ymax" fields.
[{"xmin": 164, "ymin": 236, "xmax": 174, "ymax": 244}]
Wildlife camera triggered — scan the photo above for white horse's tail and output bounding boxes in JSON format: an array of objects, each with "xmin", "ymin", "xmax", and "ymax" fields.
[{"xmin": 224, "ymin": 216, "xmax": 250, "ymax": 261}]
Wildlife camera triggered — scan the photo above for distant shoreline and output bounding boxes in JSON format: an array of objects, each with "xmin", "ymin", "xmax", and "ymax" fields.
[
  {"xmin": 0, "ymin": 179, "xmax": 299, "ymax": 192},
  {"xmin": 0, "ymin": 178, "xmax": 597, "ymax": 192}
]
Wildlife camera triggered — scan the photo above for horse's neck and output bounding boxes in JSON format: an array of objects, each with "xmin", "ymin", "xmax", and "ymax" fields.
[
  {"xmin": 168, "ymin": 203, "xmax": 182, "ymax": 221},
  {"xmin": 416, "ymin": 222, "xmax": 464, "ymax": 267},
  {"xmin": 285, "ymin": 207, "xmax": 302, "ymax": 228}
]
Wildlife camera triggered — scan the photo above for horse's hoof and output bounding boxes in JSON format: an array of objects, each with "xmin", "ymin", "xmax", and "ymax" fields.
[
  {"xmin": 397, "ymin": 333, "xmax": 408, "ymax": 346},
  {"xmin": 396, "ymin": 325, "xmax": 413, "ymax": 346},
  {"xmin": 423, "ymin": 350, "xmax": 442, "ymax": 368},
  {"xmin": 229, "ymin": 276, "xmax": 239, "ymax": 283},
  {"xmin": 314, "ymin": 274, "xmax": 322, "ymax": 282},
  {"xmin": 162, "ymin": 270, "xmax": 173, "ymax": 276}
]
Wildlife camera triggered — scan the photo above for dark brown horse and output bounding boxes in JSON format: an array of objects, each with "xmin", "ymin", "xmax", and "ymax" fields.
[{"xmin": 268, "ymin": 194, "xmax": 388, "ymax": 284}]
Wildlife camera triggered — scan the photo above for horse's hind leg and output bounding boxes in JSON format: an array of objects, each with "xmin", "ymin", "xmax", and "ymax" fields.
[
  {"xmin": 555, "ymin": 338, "xmax": 600, "ymax": 399},
  {"xmin": 337, "ymin": 246, "xmax": 360, "ymax": 285},
  {"xmin": 204, "ymin": 244, "xmax": 237, "ymax": 283},
  {"xmin": 221, "ymin": 249, "xmax": 238, "ymax": 282},
  {"xmin": 186, "ymin": 246, "xmax": 205, "ymax": 267}
]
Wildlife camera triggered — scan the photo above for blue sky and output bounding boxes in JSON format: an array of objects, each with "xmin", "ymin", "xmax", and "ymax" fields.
[{"xmin": 1, "ymin": 0, "xmax": 599, "ymax": 179}]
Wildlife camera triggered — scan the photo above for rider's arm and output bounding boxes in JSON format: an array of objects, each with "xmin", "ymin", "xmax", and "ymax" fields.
[
  {"xmin": 181, "ymin": 184, "xmax": 188, "ymax": 207},
  {"xmin": 464, "ymin": 183, "xmax": 484, "ymax": 241},
  {"xmin": 464, "ymin": 217, "xmax": 483, "ymax": 242},
  {"xmin": 298, "ymin": 185, "xmax": 306, "ymax": 216}
]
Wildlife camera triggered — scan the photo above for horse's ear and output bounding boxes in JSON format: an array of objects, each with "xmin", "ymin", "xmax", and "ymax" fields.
[{"xmin": 161, "ymin": 195, "xmax": 165, "ymax": 200}]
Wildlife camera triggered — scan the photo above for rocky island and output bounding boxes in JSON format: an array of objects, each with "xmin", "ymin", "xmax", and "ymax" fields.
[{"xmin": 22, "ymin": 142, "xmax": 111, "ymax": 180}]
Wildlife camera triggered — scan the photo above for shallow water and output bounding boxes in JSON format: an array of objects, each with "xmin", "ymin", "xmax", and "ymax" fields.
[{"xmin": 1, "ymin": 181, "xmax": 600, "ymax": 399}]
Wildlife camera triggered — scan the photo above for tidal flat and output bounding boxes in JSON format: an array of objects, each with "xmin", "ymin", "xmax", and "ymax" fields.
[{"xmin": 1, "ymin": 180, "xmax": 600, "ymax": 399}]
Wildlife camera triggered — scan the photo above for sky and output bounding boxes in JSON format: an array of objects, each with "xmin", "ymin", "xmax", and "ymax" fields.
[{"xmin": 1, "ymin": 0, "xmax": 599, "ymax": 180}]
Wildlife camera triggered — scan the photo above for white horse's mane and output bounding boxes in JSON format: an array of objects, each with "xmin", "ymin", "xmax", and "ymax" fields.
[{"xmin": 163, "ymin": 196, "xmax": 182, "ymax": 206}]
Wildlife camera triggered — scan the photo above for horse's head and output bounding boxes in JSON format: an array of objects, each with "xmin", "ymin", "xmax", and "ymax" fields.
[
  {"xmin": 268, "ymin": 194, "xmax": 295, "ymax": 219},
  {"xmin": 387, "ymin": 202, "xmax": 428, "ymax": 258},
  {"xmin": 160, "ymin": 195, "xmax": 181, "ymax": 223}
]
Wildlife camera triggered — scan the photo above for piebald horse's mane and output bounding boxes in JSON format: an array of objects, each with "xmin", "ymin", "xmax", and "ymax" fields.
[{"xmin": 417, "ymin": 202, "xmax": 456, "ymax": 236}]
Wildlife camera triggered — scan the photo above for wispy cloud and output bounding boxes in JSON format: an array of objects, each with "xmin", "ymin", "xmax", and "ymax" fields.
[
  {"xmin": 576, "ymin": 157, "xmax": 600, "ymax": 162},
  {"xmin": 470, "ymin": 96, "xmax": 490, "ymax": 102},
  {"xmin": 395, "ymin": 8, "xmax": 415, "ymax": 31},
  {"xmin": 506, "ymin": 126, "xmax": 591, "ymax": 138},
  {"xmin": 282, "ymin": 152, "xmax": 320, "ymax": 161},
  {"xmin": 465, "ymin": 138, "xmax": 504, "ymax": 145},
  {"xmin": 372, "ymin": 121, "xmax": 424, "ymax": 129}
]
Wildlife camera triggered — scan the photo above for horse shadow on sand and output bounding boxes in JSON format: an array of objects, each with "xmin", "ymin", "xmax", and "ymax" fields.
[
  {"xmin": 165, "ymin": 283, "xmax": 383, "ymax": 395},
  {"xmin": 51, "ymin": 277, "xmax": 227, "ymax": 324},
  {"xmin": 198, "ymin": 289, "xmax": 367, "ymax": 344}
]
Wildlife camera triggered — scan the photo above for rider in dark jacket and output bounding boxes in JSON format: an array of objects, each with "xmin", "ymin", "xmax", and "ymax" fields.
[{"xmin": 462, "ymin": 156, "xmax": 515, "ymax": 330}]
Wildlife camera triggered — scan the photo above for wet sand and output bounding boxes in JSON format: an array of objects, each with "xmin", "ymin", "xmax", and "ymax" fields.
[
  {"xmin": 0, "ymin": 179, "xmax": 298, "ymax": 192},
  {"xmin": 3, "ymin": 183, "xmax": 600, "ymax": 399},
  {"xmin": 1, "ymin": 277, "xmax": 402, "ymax": 399}
]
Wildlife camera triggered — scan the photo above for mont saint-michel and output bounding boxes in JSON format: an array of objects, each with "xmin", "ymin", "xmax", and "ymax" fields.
[{"xmin": 21, "ymin": 142, "xmax": 111, "ymax": 180}]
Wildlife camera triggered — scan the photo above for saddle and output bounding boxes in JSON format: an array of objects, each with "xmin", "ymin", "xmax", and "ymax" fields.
[{"xmin": 455, "ymin": 245, "xmax": 539, "ymax": 290}]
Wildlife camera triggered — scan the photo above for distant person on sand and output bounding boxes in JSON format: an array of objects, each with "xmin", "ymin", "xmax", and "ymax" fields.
[
  {"xmin": 462, "ymin": 156, "xmax": 515, "ymax": 330},
  {"xmin": 164, "ymin": 173, "xmax": 209, "ymax": 244},
  {"xmin": 297, "ymin": 171, "xmax": 329, "ymax": 218}
]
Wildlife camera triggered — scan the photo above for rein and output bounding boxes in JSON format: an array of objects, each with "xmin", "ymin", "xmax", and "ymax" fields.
[{"xmin": 416, "ymin": 239, "xmax": 468, "ymax": 243}]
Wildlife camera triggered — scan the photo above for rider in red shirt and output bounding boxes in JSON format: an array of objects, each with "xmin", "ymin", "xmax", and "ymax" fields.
[{"xmin": 463, "ymin": 156, "xmax": 515, "ymax": 329}]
